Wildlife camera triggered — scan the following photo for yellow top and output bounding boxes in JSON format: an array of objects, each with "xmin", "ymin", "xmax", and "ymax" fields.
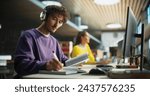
[{"xmin": 71, "ymin": 44, "xmax": 96, "ymax": 64}]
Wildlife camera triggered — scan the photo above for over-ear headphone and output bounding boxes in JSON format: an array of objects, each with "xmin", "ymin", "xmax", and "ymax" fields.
[{"xmin": 40, "ymin": 10, "xmax": 47, "ymax": 21}]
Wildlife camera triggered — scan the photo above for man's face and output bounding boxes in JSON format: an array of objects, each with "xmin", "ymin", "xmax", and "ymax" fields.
[{"xmin": 45, "ymin": 14, "xmax": 64, "ymax": 33}]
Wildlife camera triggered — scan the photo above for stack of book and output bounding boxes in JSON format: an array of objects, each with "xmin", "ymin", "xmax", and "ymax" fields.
[{"xmin": 0, "ymin": 55, "xmax": 11, "ymax": 66}]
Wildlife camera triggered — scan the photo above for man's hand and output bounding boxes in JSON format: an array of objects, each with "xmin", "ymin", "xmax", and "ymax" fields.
[{"xmin": 46, "ymin": 58, "xmax": 63, "ymax": 71}]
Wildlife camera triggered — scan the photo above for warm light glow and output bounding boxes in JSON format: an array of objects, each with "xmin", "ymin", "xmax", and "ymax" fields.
[
  {"xmin": 42, "ymin": 1, "xmax": 62, "ymax": 6},
  {"xmin": 94, "ymin": 0, "xmax": 120, "ymax": 5},
  {"xmin": 106, "ymin": 23, "xmax": 122, "ymax": 29}
]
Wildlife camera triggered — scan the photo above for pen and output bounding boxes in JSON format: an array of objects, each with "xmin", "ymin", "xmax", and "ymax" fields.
[
  {"xmin": 52, "ymin": 51, "xmax": 64, "ymax": 71},
  {"xmin": 52, "ymin": 51, "xmax": 59, "ymax": 61}
]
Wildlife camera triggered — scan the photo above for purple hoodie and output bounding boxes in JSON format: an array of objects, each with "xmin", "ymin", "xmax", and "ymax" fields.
[{"xmin": 14, "ymin": 29, "xmax": 68, "ymax": 76}]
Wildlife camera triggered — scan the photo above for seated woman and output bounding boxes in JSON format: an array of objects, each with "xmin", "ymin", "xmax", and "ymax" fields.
[
  {"xmin": 71, "ymin": 31, "xmax": 95, "ymax": 64},
  {"xmin": 71, "ymin": 31, "xmax": 111, "ymax": 65}
]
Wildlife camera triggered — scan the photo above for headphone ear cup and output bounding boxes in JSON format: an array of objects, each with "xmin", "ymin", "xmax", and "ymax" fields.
[{"xmin": 40, "ymin": 11, "xmax": 46, "ymax": 21}]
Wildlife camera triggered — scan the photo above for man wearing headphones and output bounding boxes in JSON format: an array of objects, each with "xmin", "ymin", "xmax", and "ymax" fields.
[{"xmin": 14, "ymin": 5, "xmax": 70, "ymax": 78}]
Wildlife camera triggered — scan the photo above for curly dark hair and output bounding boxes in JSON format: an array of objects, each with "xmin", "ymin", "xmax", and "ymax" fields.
[{"xmin": 44, "ymin": 5, "xmax": 70, "ymax": 23}]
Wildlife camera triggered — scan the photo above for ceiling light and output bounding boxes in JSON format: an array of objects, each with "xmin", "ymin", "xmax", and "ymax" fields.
[
  {"xmin": 106, "ymin": 23, "xmax": 122, "ymax": 29},
  {"xmin": 42, "ymin": 1, "xmax": 62, "ymax": 6},
  {"xmin": 79, "ymin": 25, "xmax": 88, "ymax": 30},
  {"xmin": 94, "ymin": 0, "xmax": 120, "ymax": 5}
]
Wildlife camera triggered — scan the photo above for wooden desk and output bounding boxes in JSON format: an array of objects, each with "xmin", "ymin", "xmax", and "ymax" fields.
[
  {"xmin": 23, "ymin": 65, "xmax": 109, "ymax": 79},
  {"xmin": 23, "ymin": 73, "xmax": 108, "ymax": 79},
  {"xmin": 23, "ymin": 63, "xmax": 150, "ymax": 79}
]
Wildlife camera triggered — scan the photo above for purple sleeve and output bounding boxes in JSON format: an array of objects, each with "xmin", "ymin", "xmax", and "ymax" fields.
[
  {"xmin": 14, "ymin": 32, "xmax": 47, "ymax": 76},
  {"xmin": 56, "ymin": 41, "xmax": 68, "ymax": 65}
]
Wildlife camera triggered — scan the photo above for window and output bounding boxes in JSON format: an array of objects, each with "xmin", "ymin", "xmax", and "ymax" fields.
[
  {"xmin": 137, "ymin": 22, "xmax": 142, "ymax": 34},
  {"xmin": 135, "ymin": 46, "xmax": 138, "ymax": 55},
  {"xmin": 138, "ymin": 45, "xmax": 141, "ymax": 54},
  {"xmin": 147, "ymin": 5, "xmax": 150, "ymax": 23},
  {"xmin": 135, "ymin": 45, "xmax": 141, "ymax": 55}
]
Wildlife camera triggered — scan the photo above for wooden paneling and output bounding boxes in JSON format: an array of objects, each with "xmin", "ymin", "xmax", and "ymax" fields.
[{"xmin": 59, "ymin": 0, "xmax": 149, "ymax": 31}]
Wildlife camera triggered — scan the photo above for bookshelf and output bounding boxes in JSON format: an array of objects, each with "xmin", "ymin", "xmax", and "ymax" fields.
[
  {"xmin": 59, "ymin": 41, "xmax": 73, "ymax": 58},
  {"xmin": 0, "ymin": 55, "xmax": 11, "ymax": 66}
]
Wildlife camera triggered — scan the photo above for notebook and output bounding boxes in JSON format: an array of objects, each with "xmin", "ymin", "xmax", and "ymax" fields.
[
  {"xmin": 39, "ymin": 53, "xmax": 88, "ymax": 75},
  {"xmin": 39, "ymin": 67, "xmax": 86, "ymax": 75}
]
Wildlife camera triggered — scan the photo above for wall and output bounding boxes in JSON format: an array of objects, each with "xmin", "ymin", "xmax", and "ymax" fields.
[
  {"xmin": 101, "ymin": 32, "xmax": 124, "ymax": 47},
  {"xmin": 101, "ymin": 32, "xmax": 124, "ymax": 57}
]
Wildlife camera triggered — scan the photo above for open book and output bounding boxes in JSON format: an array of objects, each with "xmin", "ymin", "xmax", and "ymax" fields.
[
  {"xmin": 39, "ymin": 53, "xmax": 88, "ymax": 75},
  {"xmin": 65, "ymin": 53, "xmax": 89, "ymax": 67}
]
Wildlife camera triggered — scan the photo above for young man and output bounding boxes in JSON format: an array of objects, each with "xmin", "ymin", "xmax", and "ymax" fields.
[{"xmin": 14, "ymin": 5, "xmax": 70, "ymax": 78}]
